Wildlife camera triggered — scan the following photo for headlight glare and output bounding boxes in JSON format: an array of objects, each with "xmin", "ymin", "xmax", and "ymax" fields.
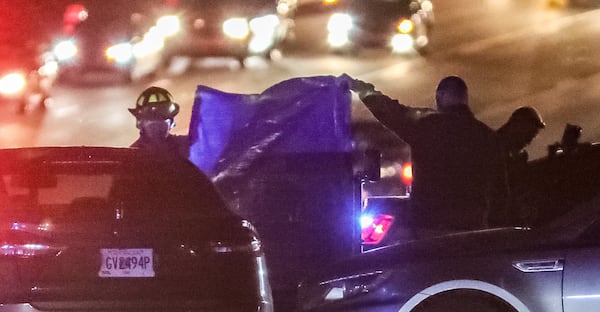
[
  {"xmin": 421, "ymin": 0, "xmax": 433, "ymax": 12},
  {"xmin": 0, "ymin": 72, "xmax": 27, "ymax": 95},
  {"xmin": 106, "ymin": 42, "xmax": 134, "ymax": 64},
  {"xmin": 397, "ymin": 19, "xmax": 414, "ymax": 34},
  {"xmin": 223, "ymin": 18, "xmax": 250, "ymax": 39},
  {"xmin": 156, "ymin": 15, "xmax": 181, "ymax": 38},
  {"xmin": 53, "ymin": 40, "xmax": 78, "ymax": 62},
  {"xmin": 249, "ymin": 14, "xmax": 279, "ymax": 35},
  {"xmin": 327, "ymin": 32, "xmax": 349, "ymax": 47},
  {"xmin": 328, "ymin": 13, "xmax": 352, "ymax": 32},
  {"xmin": 391, "ymin": 34, "xmax": 414, "ymax": 53},
  {"xmin": 38, "ymin": 61, "xmax": 59, "ymax": 76}
]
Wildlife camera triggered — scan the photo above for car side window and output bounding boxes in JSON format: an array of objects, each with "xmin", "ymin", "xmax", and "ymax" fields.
[
  {"xmin": 579, "ymin": 218, "xmax": 600, "ymax": 243},
  {"xmin": 110, "ymin": 158, "xmax": 230, "ymax": 221},
  {"xmin": 565, "ymin": 194, "xmax": 600, "ymax": 243}
]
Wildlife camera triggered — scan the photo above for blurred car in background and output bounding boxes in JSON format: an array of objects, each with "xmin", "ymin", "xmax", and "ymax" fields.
[
  {"xmin": 548, "ymin": 0, "xmax": 600, "ymax": 7},
  {"xmin": 326, "ymin": 0, "xmax": 433, "ymax": 55},
  {"xmin": 296, "ymin": 0, "xmax": 343, "ymax": 11},
  {"xmin": 0, "ymin": 146, "xmax": 273, "ymax": 311},
  {"xmin": 155, "ymin": 0, "xmax": 295, "ymax": 67},
  {"xmin": 51, "ymin": 2, "xmax": 156, "ymax": 84},
  {"xmin": 0, "ymin": 41, "xmax": 56, "ymax": 114},
  {"xmin": 0, "ymin": 2, "xmax": 58, "ymax": 114}
]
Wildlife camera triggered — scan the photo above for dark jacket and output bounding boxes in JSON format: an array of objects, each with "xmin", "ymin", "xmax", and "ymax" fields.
[
  {"xmin": 130, "ymin": 134, "xmax": 190, "ymax": 160},
  {"xmin": 361, "ymin": 93, "xmax": 508, "ymax": 231}
]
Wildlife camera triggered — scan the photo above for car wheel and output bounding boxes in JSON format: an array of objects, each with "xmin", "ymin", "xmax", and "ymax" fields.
[
  {"xmin": 121, "ymin": 70, "xmax": 133, "ymax": 84},
  {"xmin": 412, "ymin": 290, "xmax": 517, "ymax": 312},
  {"xmin": 548, "ymin": 0, "xmax": 568, "ymax": 7},
  {"xmin": 15, "ymin": 97, "xmax": 28, "ymax": 115},
  {"xmin": 236, "ymin": 56, "xmax": 246, "ymax": 68},
  {"xmin": 160, "ymin": 53, "xmax": 175, "ymax": 71},
  {"xmin": 37, "ymin": 95, "xmax": 48, "ymax": 112},
  {"xmin": 415, "ymin": 44, "xmax": 429, "ymax": 56},
  {"xmin": 412, "ymin": 18, "xmax": 430, "ymax": 55},
  {"xmin": 331, "ymin": 45, "xmax": 359, "ymax": 57},
  {"xmin": 55, "ymin": 71, "xmax": 70, "ymax": 85},
  {"xmin": 264, "ymin": 49, "xmax": 273, "ymax": 61}
]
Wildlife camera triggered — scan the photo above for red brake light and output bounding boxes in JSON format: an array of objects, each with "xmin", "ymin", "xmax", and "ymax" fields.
[
  {"xmin": 0, "ymin": 223, "xmax": 61, "ymax": 258},
  {"xmin": 1, "ymin": 243, "xmax": 52, "ymax": 257},
  {"xmin": 401, "ymin": 162, "xmax": 412, "ymax": 186},
  {"xmin": 63, "ymin": 4, "xmax": 88, "ymax": 34},
  {"xmin": 165, "ymin": 0, "xmax": 181, "ymax": 7},
  {"xmin": 361, "ymin": 214, "xmax": 394, "ymax": 245},
  {"xmin": 64, "ymin": 4, "xmax": 88, "ymax": 24}
]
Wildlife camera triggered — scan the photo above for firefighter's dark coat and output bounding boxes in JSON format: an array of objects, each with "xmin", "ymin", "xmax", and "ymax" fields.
[{"xmin": 362, "ymin": 93, "xmax": 508, "ymax": 231}]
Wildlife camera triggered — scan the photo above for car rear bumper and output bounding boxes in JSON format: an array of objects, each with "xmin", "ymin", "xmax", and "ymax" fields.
[
  {"xmin": 58, "ymin": 62, "xmax": 132, "ymax": 74},
  {"xmin": 0, "ymin": 93, "xmax": 26, "ymax": 102},
  {"xmin": 56, "ymin": 62, "xmax": 132, "ymax": 83},
  {"xmin": 164, "ymin": 36, "xmax": 250, "ymax": 58},
  {"xmin": 0, "ymin": 300, "xmax": 263, "ymax": 312},
  {"xmin": 349, "ymin": 29, "xmax": 396, "ymax": 48},
  {"xmin": 0, "ymin": 252, "xmax": 273, "ymax": 311}
]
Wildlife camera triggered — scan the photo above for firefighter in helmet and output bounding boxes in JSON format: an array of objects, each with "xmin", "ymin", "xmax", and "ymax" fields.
[{"xmin": 129, "ymin": 86, "xmax": 189, "ymax": 158}]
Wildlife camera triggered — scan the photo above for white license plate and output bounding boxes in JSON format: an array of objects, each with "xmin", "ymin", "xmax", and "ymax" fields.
[{"xmin": 98, "ymin": 248, "xmax": 155, "ymax": 278}]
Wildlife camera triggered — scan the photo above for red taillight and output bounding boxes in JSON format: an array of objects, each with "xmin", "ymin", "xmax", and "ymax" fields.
[
  {"xmin": 401, "ymin": 162, "xmax": 413, "ymax": 186},
  {"xmin": 165, "ymin": 0, "xmax": 180, "ymax": 7},
  {"xmin": 0, "ymin": 223, "xmax": 61, "ymax": 257},
  {"xmin": 63, "ymin": 4, "xmax": 88, "ymax": 35},
  {"xmin": 64, "ymin": 4, "xmax": 87, "ymax": 24},
  {"xmin": 0, "ymin": 243, "xmax": 52, "ymax": 257},
  {"xmin": 361, "ymin": 214, "xmax": 394, "ymax": 245}
]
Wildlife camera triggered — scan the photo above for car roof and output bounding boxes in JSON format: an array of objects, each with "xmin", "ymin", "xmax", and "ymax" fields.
[
  {"xmin": 0, "ymin": 146, "xmax": 141, "ymax": 163},
  {"xmin": 0, "ymin": 146, "xmax": 201, "ymax": 175},
  {"xmin": 173, "ymin": 0, "xmax": 278, "ymax": 15},
  {"xmin": 0, "ymin": 146, "xmax": 236, "ymax": 218},
  {"xmin": 346, "ymin": 0, "xmax": 413, "ymax": 15}
]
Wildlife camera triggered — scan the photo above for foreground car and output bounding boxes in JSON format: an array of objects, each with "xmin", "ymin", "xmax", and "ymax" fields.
[
  {"xmin": 298, "ymin": 142, "xmax": 600, "ymax": 311},
  {"xmin": 0, "ymin": 147, "xmax": 272, "ymax": 311},
  {"xmin": 326, "ymin": 0, "xmax": 433, "ymax": 55}
]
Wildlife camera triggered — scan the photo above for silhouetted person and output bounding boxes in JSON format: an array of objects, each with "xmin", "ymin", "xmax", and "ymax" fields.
[
  {"xmin": 345, "ymin": 74, "xmax": 508, "ymax": 235},
  {"xmin": 492, "ymin": 106, "xmax": 546, "ymax": 226},
  {"xmin": 129, "ymin": 86, "xmax": 189, "ymax": 159},
  {"xmin": 497, "ymin": 106, "xmax": 545, "ymax": 164}
]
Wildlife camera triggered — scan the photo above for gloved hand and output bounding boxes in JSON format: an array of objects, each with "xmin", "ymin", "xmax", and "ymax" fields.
[
  {"xmin": 338, "ymin": 73, "xmax": 355, "ymax": 89},
  {"xmin": 338, "ymin": 73, "xmax": 376, "ymax": 98}
]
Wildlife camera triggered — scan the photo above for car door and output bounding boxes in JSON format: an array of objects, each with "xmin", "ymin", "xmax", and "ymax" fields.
[{"xmin": 562, "ymin": 216, "xmax": 600, "ymax": 311}]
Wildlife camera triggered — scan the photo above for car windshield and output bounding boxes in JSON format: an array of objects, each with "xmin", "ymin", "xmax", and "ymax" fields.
[
  {"xmin": 177, "ymin": 0, "xmax": 276, "ymax": 9},
  {"xmin": 347, "ymin": 0, "xmax": 413, "ymax": 16},
  {"xmin": 0, "ymin": 155, "xmax": 229, "ymax": 223},
  {"xmin": 172, "ymin": 0, "xmax": 277, "ymax": 16}
]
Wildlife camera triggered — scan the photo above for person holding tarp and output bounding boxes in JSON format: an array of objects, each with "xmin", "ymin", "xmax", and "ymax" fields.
[{"xmin": 343, "ymin": 74, "xmax": 509, "ymax": 235}]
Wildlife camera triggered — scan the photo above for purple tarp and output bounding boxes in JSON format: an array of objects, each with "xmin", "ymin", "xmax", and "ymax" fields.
[{"xmin": 188, "ymin": 75, "xmax": 353, "ymax": 181}]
